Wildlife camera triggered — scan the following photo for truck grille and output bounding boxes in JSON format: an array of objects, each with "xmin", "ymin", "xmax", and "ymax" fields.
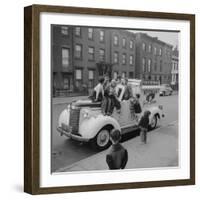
[{"xmin": 69, "ymin": 107, "xmax": 80, "ymax": 135}]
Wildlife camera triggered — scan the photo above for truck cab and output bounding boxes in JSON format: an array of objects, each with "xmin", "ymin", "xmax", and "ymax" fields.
[{"xmin": 57, "ymin": 79, "xmax": 164, "ymax": 150}]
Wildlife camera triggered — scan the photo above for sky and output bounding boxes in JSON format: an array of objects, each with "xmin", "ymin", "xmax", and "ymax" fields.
[{"xmin": 130, "ymin": 30, "xmax": 179, "ymax": 49}]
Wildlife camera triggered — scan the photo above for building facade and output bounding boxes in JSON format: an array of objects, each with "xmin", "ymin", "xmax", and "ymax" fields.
[
  {"xmin": 171, "ymin": 47, "xmax": 179, "ymax": 90},
  {"xmin": 52, "ymin": 25, "xmax": 136, "ymax": 96},
  {"xmin": 110, "ymin": 29, "xmax": 136, "ymax": 79},
  {"xmin": 135, "ymin": 33, "xmax": 173, "ymax": 85}
]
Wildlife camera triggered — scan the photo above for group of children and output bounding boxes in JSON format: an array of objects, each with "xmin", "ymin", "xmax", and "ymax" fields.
[
  {"xmin": 90, "ymin": 76, "xmax": 151, "ymax": 170},
  {"xmin": 90, "ymin": 75, "xmax": 133, "ymax": 116}
]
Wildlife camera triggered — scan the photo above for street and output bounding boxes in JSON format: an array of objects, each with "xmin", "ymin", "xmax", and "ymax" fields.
[{"xmin": 51, "ymin": 94, "xmax": 178, "ymax": 172}]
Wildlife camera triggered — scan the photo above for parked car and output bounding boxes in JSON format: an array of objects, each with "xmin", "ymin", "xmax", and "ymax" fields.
[
  {"xmin": 57, "ymin": 79, "xmax": 165, "ymax": 150},
  {"xmin": 159, "ymin": 84, "xmax": 173, "ymax": 96}
]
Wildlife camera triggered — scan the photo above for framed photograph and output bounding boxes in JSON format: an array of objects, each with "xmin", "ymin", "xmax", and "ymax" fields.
[{"xmin": 24, "ymin": 4, "xmax": 195, "ymax": 194}]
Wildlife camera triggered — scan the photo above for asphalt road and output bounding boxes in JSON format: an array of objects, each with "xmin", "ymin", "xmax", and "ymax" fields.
[{"xmin": 51, "ymin": 93, "xmax": 178, "ymax": 172}]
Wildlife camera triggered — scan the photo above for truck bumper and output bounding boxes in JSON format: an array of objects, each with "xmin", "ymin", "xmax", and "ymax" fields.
[{"xmin": 57, "ymin": 127, "xmax": 90, "ymax": 142}]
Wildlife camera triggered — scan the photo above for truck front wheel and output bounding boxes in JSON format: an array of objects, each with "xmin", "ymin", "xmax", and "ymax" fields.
[
  {"xmin": 91, "ymin": 129, "xmax": 111, "ymax": 150},
  {"xmin": 149, "ymin": 115, "xmax": 158, "ymax": 130}
]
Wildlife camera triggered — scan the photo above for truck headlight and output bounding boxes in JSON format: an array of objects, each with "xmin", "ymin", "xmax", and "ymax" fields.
[{"xmin": 82, "ymin": 109, "xmax": 90, "ymax": 118}]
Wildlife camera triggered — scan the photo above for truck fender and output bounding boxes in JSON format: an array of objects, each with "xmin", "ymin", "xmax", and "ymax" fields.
[
  {"xmin": 79, "ymin": 114, "xmax": 121, "ymax": 140},
  {"xmin": 146, "ymin": 107, "xmax": 162, "ymax": 124},
  {"xmin": 58, "ymin": 109, "xmax": 69, "ymax": 127}
]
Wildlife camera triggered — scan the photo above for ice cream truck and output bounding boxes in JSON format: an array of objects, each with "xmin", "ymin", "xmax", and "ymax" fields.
[{"xmin": 57, "ymin": 79, "xmax": 164, "ymax": 150}]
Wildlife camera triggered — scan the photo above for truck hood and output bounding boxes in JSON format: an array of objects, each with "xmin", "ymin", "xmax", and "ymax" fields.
[{"xmin": 72, "ymin": 99, "xmax": 101, "ymax": 108}]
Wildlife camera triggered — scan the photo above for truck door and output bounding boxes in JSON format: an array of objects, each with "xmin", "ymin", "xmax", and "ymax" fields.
[{"xmin": 119, "ymin": 100, "xmax": 138, "ymax": 127}]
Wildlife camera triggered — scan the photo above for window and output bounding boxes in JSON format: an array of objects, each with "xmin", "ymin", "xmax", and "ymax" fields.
[
  {"xmin": 75, "ymin": 27, "xmax": 81, "ymax": 36},
  {"xmin": 113, "ymin": 71, "xmax": 118, "ymax": 79},
  {"xmin": 76, "ymin": 69, "xmax": 82, "ymax": 80},
  {"xmin": 114, "ymin": 52, "xmax": 119, "ymax": 63},
  {"xmin": 129, "ymin": 55, "xmax": 133, "ymax": 65},
  {"xmin": 142, "ymin": 42, "xmax": 146, "ymax": 51},
  {"xmin": 88, "ymin": 28, "xmax": 93, "ymax": 39},
  {"xmin": 154, "ymin": 47, "xmax": 157, "ymax": 55},
  {"xmin": 61, "ymin": 26, "xmax": 69, "ymax": 35},
  {"xmin": 53, "ymin": 73, "xmax": 57, "ymax": 89},
  {"xmin": 63, "ymin": 75, "xmax": 69, "ymax": 90},
  {"xmin": 148, "ymin": 59, "xmax": 152, "ymax": 72},
  {"xmin": 173, "ymin": 74, "xmax": 176, "ymax": 83},
  {"xmin": 175, "ymin": 63, "xmax": 178, "ymax": 71},
  {"xmin": 62, "ymin": 48, "xmax": 70, "ymax": 67},
  {"xmin": 99, "ymin": 49, "xmax": 105, "ymax": 61},
  {"xmin": 154, "ymin": 62, "xmax": 157, "ymax": 71},
  {"xmin": 88, "ymin": 70, "xmax": 95, "ymax": 88},
  {"xmin": 130, "ymin": 40, "xmax": 133, "ymax": 49},
  {"xmin": 159, "ymin": 76, "xmax": 162, "ymax": 84},
  {"xmin": 75, "ymin": 44, "xmax": 82, "ymax": 59},
  {"xmin": 129, "ymin": 72, "xmax": 134, "ymax": 78},
  {"xmin": 148, "ymin": 44, "xmax": 152, "ymax": 53},
  {"xmin": 122, "ymin": 54, "xmax": 126, "ymax": 64},
  {"xmin": 100, "ymin": 30, "xmax": 105, "ymax": 42},
  {"xmin": 75, "ymin": 69, "xmax": 82, "ymax": 88},
  {"xmin": 122, "ymin": 72, "xmax": 126, "ymax": 78},
  {"xmin": 160, "ymin": 60, "xmax": 163, "ymax": 72},
  {"xmin": 88, "ymin": 70, "xmax": 94, "ymax": 80},
  {"xmin": 174, "ymin": 74, "xmax": 177, "ymax": 82},
  {"xmin": 88, "ymin": 47, "xmax": 95, "ymax": 60},
  {"xmin": 122, "ymin": 38, "xmax": 126, "ymax": 48},
  {"xmin": 142, "ymin": 58, "xmax": 146, "ymax": 72},
  {"xmin": 173, "ymin": 63, "xmax": 176, "ymax": 71},
  {"xmin": 159, "ymin": 48, "xmax": 162, "ymax": 56},
  {"xmin": 114, "ymin": 35, "xmax": 119, "ymax": 46}
]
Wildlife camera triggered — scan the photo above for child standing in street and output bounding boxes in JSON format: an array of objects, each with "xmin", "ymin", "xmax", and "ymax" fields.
[
  {"xmin": 138, "ymin": 110, "xmax": 151, "ymax": 144},
  {"xmin": 106, "ymin": 129, "xmax": 128, "ymax": 170}
]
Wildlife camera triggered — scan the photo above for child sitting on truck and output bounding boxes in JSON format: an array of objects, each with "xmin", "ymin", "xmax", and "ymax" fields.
[
  {"xmin": 106, "ymin": 129, "xmax": 128, "ymax": 170},
  {"xmin": 101, "ymin": 80, "xmax": 120, "ymax": 115},
  {"xmin": 90, "ymin": 77, "xmax": 105, "ymax": 102}
]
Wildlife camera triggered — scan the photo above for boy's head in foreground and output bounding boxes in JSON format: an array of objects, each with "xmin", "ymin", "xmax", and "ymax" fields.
[{"xmin": 110, "ymin": 129, "xmax": 121, "ymax": 144}]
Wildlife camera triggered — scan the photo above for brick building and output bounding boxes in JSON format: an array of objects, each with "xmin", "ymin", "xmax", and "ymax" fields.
[
  {"xmin": 110, "ymin": 30, "xmax": 136, "ymax": 79},
  {"xmin": 52, "ymin": 25, "xmax": 136, "ymax": 96},
  {"xmin": 171, "ymin": 47, "xmax": 179, "ymax": 90},
  {"xmin": 135, "ymin": 33, "xmax": 173, "ymax": 85}
]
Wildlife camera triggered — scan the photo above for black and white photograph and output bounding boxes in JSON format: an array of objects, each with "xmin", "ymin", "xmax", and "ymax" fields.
[
  {"xmin": 51, "ymin": 25, "xmax": 179, "ymax": 173},
  {"xmin": 23, "ymin": 4, "xmax": 195, "ymax": 194}
]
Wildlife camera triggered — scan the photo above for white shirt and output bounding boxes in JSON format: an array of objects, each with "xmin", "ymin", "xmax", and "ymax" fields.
[{"xmin": 94, "ymin": 83, "xmax": 104, "ymax": 100}]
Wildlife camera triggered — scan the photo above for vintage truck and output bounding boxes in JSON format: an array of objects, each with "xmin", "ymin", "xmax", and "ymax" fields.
[{"xmin": 57, "ymin": 79, "xmax": 164, "ymax": 150}]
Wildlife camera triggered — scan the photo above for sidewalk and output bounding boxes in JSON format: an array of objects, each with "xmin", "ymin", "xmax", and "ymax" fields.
[{"xmin": 56, "ymin": 122, "xmax": 178, "ymax": 172}]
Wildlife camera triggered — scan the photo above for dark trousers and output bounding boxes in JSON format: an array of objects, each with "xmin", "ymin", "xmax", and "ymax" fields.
[
  {"xmin": 101, "ymin": 96, "xmax": 114, "ymax": 115},
  {"xmin": 140, "ymin": 128, "xmax": 147, "ymax": 143},
  {"xmin": 101, "ymin": 96, "xmax": 120, "ymax": 115}
]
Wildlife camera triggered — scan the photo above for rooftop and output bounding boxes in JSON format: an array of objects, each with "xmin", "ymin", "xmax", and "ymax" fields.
[{"xmin": 136, "ymin": 32, "xmax": 173, "ymax": 48}]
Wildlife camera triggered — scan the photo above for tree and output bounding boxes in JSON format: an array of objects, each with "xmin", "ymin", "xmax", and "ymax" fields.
[{"xmin": 96, "ymin": 62, "xmax": 113, "ymax": 79}]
